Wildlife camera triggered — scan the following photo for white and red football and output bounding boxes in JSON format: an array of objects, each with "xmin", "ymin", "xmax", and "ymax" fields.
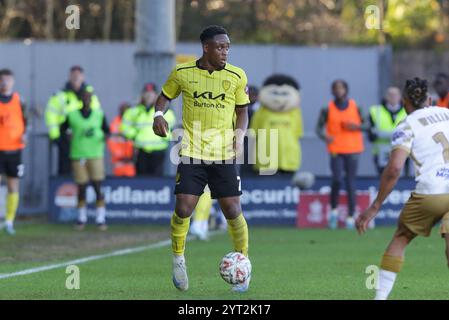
[{"xmin": 219, "ymin": 252, "xmax": 252, "ymax": 285}]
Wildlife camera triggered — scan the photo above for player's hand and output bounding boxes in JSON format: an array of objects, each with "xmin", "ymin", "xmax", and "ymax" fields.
[
  {"xmin": 234, "ymin": 137, "xmax": 244, "ymax": 159},
  {"xmin": 342, "ymin": 122, "xmax": 360, "ymax": 131},
  {"xmin": 356, "ymin": 205, "xmax": 378, "ymax": 235},
  {"xmin": 153, "ymin": 116, "xmax": 169, "ymax": 138},
  {"xmin": 325, "ymin": 135, "xmax": 334, "ymax": 144}
]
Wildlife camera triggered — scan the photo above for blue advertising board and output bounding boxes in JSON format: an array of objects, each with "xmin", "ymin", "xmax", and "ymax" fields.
[{"xmin": 49, "ymin": 176, "xmax": 416, "ymax": 226}]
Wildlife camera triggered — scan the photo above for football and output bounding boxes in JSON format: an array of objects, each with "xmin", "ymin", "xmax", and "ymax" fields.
[{"xmin": 219, "ymin": 252, "xmax": 252, "ymax": 285}]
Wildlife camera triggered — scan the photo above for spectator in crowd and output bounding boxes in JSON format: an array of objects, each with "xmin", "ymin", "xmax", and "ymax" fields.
[
  {"xmin": 368, "ymin": 87, "xmax": 407, "ymax": 175},
  {"xmin": 107, "ymin": 102, "xmax": 136, "ymax": 177},
  {"xmin": 316, "ymin": 79, "xmax": 365, "ymax": 230},
  {"xmin": 0, "ymin": 69, "xmax": 26, "ymax": 235},
  {"xmin": 433, "ymin": 72, "xmax": 449, "ymax": 108},
  {"xmin": 120, "ymin": 83, "xmax": 176, "ymax": 176},
  {"xmin": 60, "ymin": 89, "xmax": 109, "ymax": 231},
  {"xmin": 45, "ymin": 66, "xmax": 101, "ymax": 175}
]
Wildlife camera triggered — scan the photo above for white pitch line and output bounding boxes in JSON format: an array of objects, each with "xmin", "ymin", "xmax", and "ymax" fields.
[{"xmin": 0, "ymin": 231, "xmax": 223, "ymax": 280}]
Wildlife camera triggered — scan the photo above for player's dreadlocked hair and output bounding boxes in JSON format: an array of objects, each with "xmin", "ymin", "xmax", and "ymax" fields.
[{"xmin": 404, "ymin": 78, "xmax": 428, "ymax": 109}]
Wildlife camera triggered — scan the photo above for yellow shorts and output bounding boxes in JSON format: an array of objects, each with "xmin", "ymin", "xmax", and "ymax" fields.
[
  {"xmin": 399, "ymin": 192, "xmax": 449, "ymax": 237},
  {"xmin": 72, "ymin": 159, "xmax": 105, "ymax": 185}
]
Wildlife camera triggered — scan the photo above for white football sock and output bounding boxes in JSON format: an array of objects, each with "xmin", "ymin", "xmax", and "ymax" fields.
[
  {"xmin": 375, "ymin": 269, "xmax": 397, "ymax": 300},
  {"xmin": 78, "ymin": 207, "xmax": 87, "ymax": 224},
  {"xmin": 96, "ymin": 206, "xmax": 106, "ymax": 225},
  {"xmin": 5, "ymin": 220, "xmax": 13, "ymax": 228}
]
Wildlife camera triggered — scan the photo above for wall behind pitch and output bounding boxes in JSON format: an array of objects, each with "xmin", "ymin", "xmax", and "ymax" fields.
[{"xmin": 0, "ymin": 41, "xmax": 387, "ymax": 182}]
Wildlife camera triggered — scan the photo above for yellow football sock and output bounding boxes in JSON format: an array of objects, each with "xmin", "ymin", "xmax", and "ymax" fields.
[
  {"xmin": 171, "ymin": 212, "xmax": 191, "ymax": 256},
  {"xmin": 381, "ymin": 254, "xmax": 404, "ymax": 273},
  {"xmin": 227, "ymin": 213, "xmax": 249, "ymax": 257},
  {"xmin": 5, "ymin": 193, "xmax": 19, "ymax": 223},
  {"xmin": 194, "ymin": 192, "xmax": 212, "ymax": 222}
]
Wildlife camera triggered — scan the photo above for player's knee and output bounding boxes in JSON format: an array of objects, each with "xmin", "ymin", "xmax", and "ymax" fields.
[
  {"xmin": 175, "ymin": 203, "xmax": 194, "ymax": 218},
  {"xmin": 6, "ymin": 178, "xmax": 19, "ymax": 193},
  {"xmin": 7, "ymin": 185, "xmax": 19, "ymax": 194},
  {"xmin": 395, "ymin": 222, "xmax": 417, "ymax": 242},
  {"xmin": 221, "ymin": 203, "xmax": 242, "ymax": 219},
  {"xmin": 398, "ymin": 230, "xmax": 415, "ymax": 243}
]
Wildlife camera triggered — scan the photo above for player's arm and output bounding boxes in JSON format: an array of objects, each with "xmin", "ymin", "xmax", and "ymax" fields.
[
  {"xmin": 315, "ymin": 108, "xmax": 333, "ymax": 144},
  {"xmin": 357, "ymin": 121, "xmax": 413, "ymax": 234},
  {"xmin": 235, "ymin": 106, "xmax": 249, "ymax": 157},
  {"xmin": 153, "ymin": 68, "xmax": 181, "ymax": 138},
  {"xmin": 234, "ymin": 70, "xmax": 251, "ymax": 156},
  {"xmin": 367, "ymin": 112, "xmax": 378, "ymax": 142},
  {"xmin": 370, "ymin": 149, "xmax": 408, "ymax": 208},
  {"xmin": 153, "ymin": 94, "xmax": 171, "ymax": 138},
  {"xmin": 102, "ymin": 115, "xmax": 110, "ymax": 137},
  {"xmin": 20, "ymin": 98, "xmax": 27, "ymax": 129},
  {"xmin": 19, "ymin": 98, "xmax": 29, "ymax": 144}
]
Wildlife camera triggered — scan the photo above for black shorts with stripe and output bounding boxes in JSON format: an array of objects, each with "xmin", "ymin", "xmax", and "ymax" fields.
[
  {"xmin": 174, "ymin": 157, "xmax": 242, "ymax": 199},
  {"xmin": 0, "ymin": 150, "xmax": 24, "ymax": 178}
]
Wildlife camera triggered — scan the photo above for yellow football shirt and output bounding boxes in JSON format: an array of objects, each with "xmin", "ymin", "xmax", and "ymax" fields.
[{"xmin": 162, "ymin": 60, "xmax": 250, "ymax": 161}]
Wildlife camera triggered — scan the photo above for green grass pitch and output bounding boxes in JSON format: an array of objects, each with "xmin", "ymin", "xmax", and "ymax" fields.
[{"xmin": 0, "ymin": 222, "xmax": 448, "ymax": 300}]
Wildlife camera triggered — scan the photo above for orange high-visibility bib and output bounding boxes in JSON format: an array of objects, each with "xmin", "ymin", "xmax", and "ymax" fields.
[
  {"xmin": 0, "ymin": 93, "xmax": 25, "ymax": 151},
  {"xmin": 326, "ymin": 99, "xmax": 364, "ymax": 154},
  {"xmin": 437, "ymin": 93, "xmax": 449, "ymax": 108},
  {"xmin": 107, "ymin": 116, "xmax": 136, "ymax": 177}
]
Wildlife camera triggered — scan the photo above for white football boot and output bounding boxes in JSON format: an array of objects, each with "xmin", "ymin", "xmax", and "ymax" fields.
[
  {"xmin": 232, "ymin": 274, "xmax": 251, "ymax": 293},
  {"xmin": 172, "ymin": 255, "xmax": 189, "ymax": 291}
]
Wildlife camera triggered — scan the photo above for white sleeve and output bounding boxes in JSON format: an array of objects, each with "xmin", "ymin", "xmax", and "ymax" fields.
[{"xmin": 391, "ymin": 120, "xmax": 414, "ymax": 153}]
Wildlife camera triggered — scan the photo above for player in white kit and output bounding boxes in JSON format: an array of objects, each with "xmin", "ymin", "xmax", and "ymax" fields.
[{"xmin": 356, "ymin": 78, "xmax": 449, "ymax": 300}]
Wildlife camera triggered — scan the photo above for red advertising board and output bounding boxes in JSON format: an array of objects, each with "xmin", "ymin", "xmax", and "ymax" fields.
[{"xmin": 297, "ymin": 192, "xmax": 371, "ymax": 229}]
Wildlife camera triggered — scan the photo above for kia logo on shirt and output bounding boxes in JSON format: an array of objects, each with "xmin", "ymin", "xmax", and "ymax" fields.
[{"xmin": 193, "ymin": 91, "xmax": 226, "ymax": 101}]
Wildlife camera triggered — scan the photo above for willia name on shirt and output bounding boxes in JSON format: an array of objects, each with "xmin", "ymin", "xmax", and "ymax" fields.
[{"xmin": 418, "ymin": 112, "xmax": 449, "ymax": 126}]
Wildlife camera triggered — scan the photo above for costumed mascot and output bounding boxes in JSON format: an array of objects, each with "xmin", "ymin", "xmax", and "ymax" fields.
[{"xmin": 250, "ymin": 74, "xmax": 307, "ymax": 179}]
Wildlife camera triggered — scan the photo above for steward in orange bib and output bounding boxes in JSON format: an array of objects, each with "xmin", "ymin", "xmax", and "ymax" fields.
[
  {"xmin": 316, "ymin": 79, "xmax": 366, "ymax": 230},
  {"xmin": 0, "ymin": 69, "xmax": 26, "ymax": 236},
  {"xmin": 107, "ymin": 103, "xmax": 136, "ymax": 177},
  {"xmin": 433, "ymin": 73, "xmax": 449, "ymax": 108}
]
